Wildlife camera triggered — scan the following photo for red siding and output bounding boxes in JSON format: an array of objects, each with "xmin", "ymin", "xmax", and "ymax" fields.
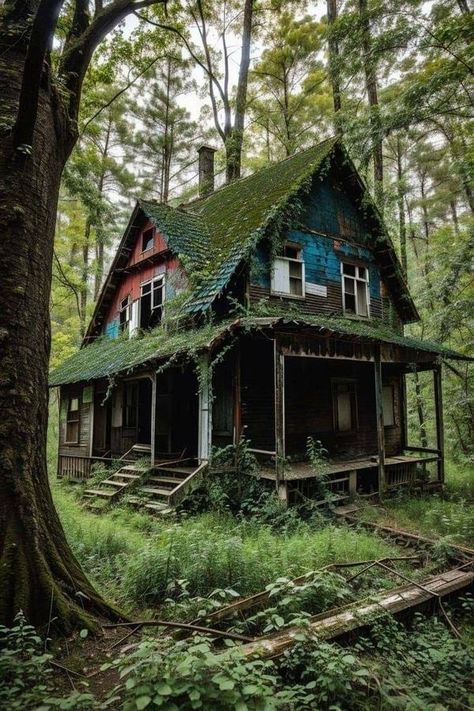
[{"xmin": 103, "ymin": 220, "xmax": 183, "ymax": 329}]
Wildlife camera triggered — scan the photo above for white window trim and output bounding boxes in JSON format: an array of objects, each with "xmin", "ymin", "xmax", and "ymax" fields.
[
  {"xmin": 119, "ymin": 295, "xmax": 131, "ymax": 332},
  {"xmin": 271, "ymin": 255, "xmax": 306, "ymax": 298},
  {"xmin": 139, "ymin": 275, "xmax": 166, "ymax": 327},
  {"xmin": 340, "ymin": 262, "xmax": 371, "ymax": 318}
]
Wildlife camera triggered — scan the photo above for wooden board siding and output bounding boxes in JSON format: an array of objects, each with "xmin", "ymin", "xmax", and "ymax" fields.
[
  {"xmin": 240, "ymin": 337, "xmax": 275, "ymax": 452},
  {"xmin": 249, "ymin": 283, "xmax": 385, "ymax": 323},
  {"xmin": 58, "ymin": 384, "xmax": 92, "ymax": 457},
  {"xmin": 283, "ymin": 358, "xmax": 402, "ymax": 459}
]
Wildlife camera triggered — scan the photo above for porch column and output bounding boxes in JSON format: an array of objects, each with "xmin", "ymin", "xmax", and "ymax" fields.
[
  {"xmin": 433, "ymin": 362, "xmax": 445, "ymax": 484},
  {"xmin": 150, "ymin": 373, "xmax": 157, "ymax": 465},
  {"xmin": 198, "ymin": 353, "xmax": 212, "ymax": 462},
  {"xmin": 374, "ymin": 346, "xmax": 386, "ymax": 492},
  {"xmin": 274, "ymin": 336, "xmax": 286, "ymax": 500}
]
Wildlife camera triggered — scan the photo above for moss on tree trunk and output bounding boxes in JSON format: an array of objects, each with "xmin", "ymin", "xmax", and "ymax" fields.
[{"xmin": 0, "ymin": 15, "xmax": 121, "ymax": 633}]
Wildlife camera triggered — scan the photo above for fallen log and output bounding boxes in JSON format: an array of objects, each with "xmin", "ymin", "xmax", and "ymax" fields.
[
  {"xmin": 102, "ymin": 618, "xmax": 254, "ymax": 643},
  {"xmin": 192, "ymin": 555, "xmax": 419, "ymax": 626},
  {"xmin": 238, "ymin": 566, "xmax": 474, "ymax": 660}
]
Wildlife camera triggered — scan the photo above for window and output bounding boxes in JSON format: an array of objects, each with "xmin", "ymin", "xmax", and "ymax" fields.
[
  {"xmin": 139, "ymin": 276, "xmax": 165, "ymax": 330},
  {"xmin": 271, "ymin": 243, "xmax": 305, "ymax": 297},
  {"xmin": 341, "ymin": 263, "xmax": 370, "ymax": 317},
  {"xmin": 66, "ymin": 396, "xmax": 80, "ymax": 443},
  {"xmin": 382, "ymin": 384, "xmax": 395, "ymax": 427},
  {"xmin": 119, "ymin": 295, "xmax": 131, "ymax": 332},
  {"xmin": 332, "ymin": 380, "xmax": 358, "ymax": 432},
  {"xmin": 142, "ymin": 227, "xmax": 155, "ymax": 252},
  {"xmin": 123, "ymin": 382, "xmax": 138, "ymax": 428}
]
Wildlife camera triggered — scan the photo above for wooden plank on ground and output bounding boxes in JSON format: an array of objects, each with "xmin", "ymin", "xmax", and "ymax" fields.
[{"xmin": 239, "ymin": 567, "xmax": 474, "ymax": 659}]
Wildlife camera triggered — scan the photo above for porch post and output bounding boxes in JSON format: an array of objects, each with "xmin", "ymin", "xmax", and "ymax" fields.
[
  {"xmin": 433, "ymin": 362, "xmax": 445, "ymax": 484},
  {"xmin": 233, "ymin": 345, "xmax": 242, "ymax": 445},
  {"xmin": 374, "ymin": 345, "xmax": 386, "ymax": 492},
  {"xmin": 150, "ymin": 373, "xmax": 156, "ymax": 465},
  {"xmin": 274, "ymin": 335, "xmax": 286, "ymax": 500},
  {"xmin": 198, "ymin": 353, "xmax": 212, "ymax": 462},
  {"xmin": 400, "ymin": 371, "xmax": 408, "ymax": 450}
]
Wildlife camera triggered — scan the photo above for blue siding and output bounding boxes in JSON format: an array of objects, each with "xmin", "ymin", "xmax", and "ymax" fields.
[
  {"xmin": 104, "ymin": 319, "xmax": 119, "ymax": 339},
  {"xmin": 251, "ymin": 172, "xmax": 381, "ymax": 299}
]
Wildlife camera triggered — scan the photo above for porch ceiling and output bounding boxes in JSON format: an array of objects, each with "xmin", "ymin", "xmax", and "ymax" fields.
[{"xmin": 49, "ymin": 312, "xmax": 470, "ymax": 388}]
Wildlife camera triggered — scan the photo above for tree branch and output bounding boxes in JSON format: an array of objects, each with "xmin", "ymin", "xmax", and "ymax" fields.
[{"xmin": 13, "ymin": 0, "xmax": 65, "ymax": 150}]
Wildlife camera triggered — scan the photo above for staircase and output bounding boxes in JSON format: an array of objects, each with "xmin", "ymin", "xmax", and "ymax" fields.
[
  {"xmin": 83, "ymin": 444, "xmax": 151, "ymax": 506},
  {"xmin": 129, "ymin": 459, "xmax": 207, "ymax": 514}
]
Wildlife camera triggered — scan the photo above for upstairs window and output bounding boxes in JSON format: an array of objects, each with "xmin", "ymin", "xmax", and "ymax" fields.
[
  {"xmin": 119, "ymin": 295, "xmax": 131, "ymax": 332},
  {"xmin": 271, "ymin": 243, "xmax": 305, "ymax": 297},
  {"xmin": 142, "ymin": 227, "xmax": 155, "ymax": 252},
  {"xmin": 65, "ymin": 396, "xmax": 80, "ymax": 443},
  {"xmin": 341, "ymin": 263, "xmax": 370, "ymax": 317},
  {"xmin": 139, "ymin": 275, "xmax": 165, "ymax": 330},
  {"xmin": 332, "ymin": 380, "xmax": 358, "ymax": 432}
]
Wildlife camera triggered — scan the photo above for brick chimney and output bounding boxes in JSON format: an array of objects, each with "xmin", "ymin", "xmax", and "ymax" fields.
[{"xmin": 198, "ymin": 145, "xmax": 217, "ymax": 197}]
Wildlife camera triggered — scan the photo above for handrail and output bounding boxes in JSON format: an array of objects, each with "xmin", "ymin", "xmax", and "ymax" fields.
[
  {"xmin": 405, "ymin": 446, "xmax": 441, "ymax": 455},
  {"xmin": 168, "ymin": 462, "xmax": 207, "ymax": 507}
]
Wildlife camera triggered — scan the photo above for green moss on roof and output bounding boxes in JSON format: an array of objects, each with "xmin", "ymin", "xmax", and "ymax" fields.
[
  {"xmin": 50, "ymin": 306, "xmax": 469, "ymax": 387},
  {"xmin": 49, "ymin": 321, "xmax": 230, "ymax": 387},
  {"xmin": 139, "ymin": 200, "xmax": 209, "ymax": 270},
  {"xmin": 183, "ymin": 138, "xmax": 338, "ymax": 312}
]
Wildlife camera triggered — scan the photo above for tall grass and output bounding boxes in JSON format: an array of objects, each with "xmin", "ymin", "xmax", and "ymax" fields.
[{"xmin": 52, "ymin": 481, "xmax": 403, "ymax": 611}]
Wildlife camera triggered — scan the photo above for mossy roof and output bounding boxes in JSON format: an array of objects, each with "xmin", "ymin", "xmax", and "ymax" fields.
[
  {"xmin": 139, "ymin": 200, "xmax": 209, "ymax": 269},
  {"xmin": 50, "ymin": 309, "xmax": 470, "ymax": 386},
  {"xmin": 182, "ymin": 138, "xmax": 338, "ymax": 312}
]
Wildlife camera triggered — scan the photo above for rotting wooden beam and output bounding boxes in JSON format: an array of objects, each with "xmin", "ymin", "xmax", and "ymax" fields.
[
  {"xmin": 238, "ymin": 567, "xmax": 474, "ymax": 659},
  {"xmin": 191, "ymin": 556, "xmax": 419, "ymax": 626},
  {"xmin": 273, "ymin": 336, "xmax": 286, "ymax": 499}
]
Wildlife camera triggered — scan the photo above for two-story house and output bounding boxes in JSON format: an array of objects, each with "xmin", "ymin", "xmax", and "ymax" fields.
[{"xmin": 50, "ymin": 137, "xmax": 469, "ymax": 512}]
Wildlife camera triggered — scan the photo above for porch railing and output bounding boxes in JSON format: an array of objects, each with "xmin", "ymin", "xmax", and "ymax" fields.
[{"xmin": 57, "ymin": 454, "xmax": 135, "ymax": 481}]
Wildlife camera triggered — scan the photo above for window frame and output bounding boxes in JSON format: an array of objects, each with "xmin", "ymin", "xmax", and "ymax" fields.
[
  {"xmin": 341, "ymin": 262, "xmax": 370, "ymax": 318},
  {"xmin": 119, "ymin": 295, "xmax": 131, "ymax": 332},
  {"xmin": 141, "ymin": 227, "xmax": 155, "ymax": 253},
  {"xmin": 331, "ymin": 378, "xmax": 359, "ymax": 434},
  {"xmin": 139, "ymin": 275, "xmax": 165, "ymax": 330},
  {"xmin": 65, "ymin": 395, "xmax": 81, "ymax": 444},
  {"xmin": 382, "ymin": 383, "xmax": 396, "ymax": 428},
  {"xmin": 270, "ymin": 243, "xmax": 305, "ymax": 298},
  {"xmin": 123, "ymin": 382, "xmax": 138, "ymax": 429}
]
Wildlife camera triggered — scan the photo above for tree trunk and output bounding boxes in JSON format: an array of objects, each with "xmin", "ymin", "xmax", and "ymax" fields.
[
  {"xmin": 80, "ymin": 219, "xmax": 91, "ymax": 338},
  {"xmin": 225, "ymin": 0, "xmax": 253, "ymax": 182},
  {"xmin": 0, "ymin": 22, "xmax": 120, "ymax": 632},
  {"xmin": 359, "ymin": 0, "xmax": 384, "ymax": 212},
  {"xmin": 326, "ymin": 0, "xmax": 342, "ymax": 131},
  {"xmin": 396, "ymin": 136, "xmax": 407, "ymax": 275}
]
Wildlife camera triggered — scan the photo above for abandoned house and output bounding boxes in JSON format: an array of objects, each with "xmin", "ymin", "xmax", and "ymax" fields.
[{"xmin": 50, "ymin": 137, "xmax": 470, "ymax": 511}]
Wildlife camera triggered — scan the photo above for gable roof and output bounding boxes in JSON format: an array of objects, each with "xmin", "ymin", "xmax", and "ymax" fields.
[{"xmin": 86, "ymin": 137, "xmax": 418, "ymax": 341}]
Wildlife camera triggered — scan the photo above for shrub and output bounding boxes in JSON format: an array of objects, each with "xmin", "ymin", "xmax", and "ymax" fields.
[{"xmin": 110, "ymin": 636, "xmax": 281, "ymax": 710}]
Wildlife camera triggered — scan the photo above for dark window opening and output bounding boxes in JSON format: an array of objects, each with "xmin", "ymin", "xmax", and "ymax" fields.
[
  {"xmin": 342, "ymin": 262, "xmax": 369, "ymax": 317},
  {"xmin": 142, "ymin": 228, "xmax": 155, "ymax": 252},
  {"xmin": 124, "ymin": 382, "xmax": 138, "ymax": 428},
  {"xmin": 139, "ymin": 277, "xmax": 164, "ymax": 330},
  {"xmin": 332, "ymin": 380, "xmax": 358, "ymax": 432},
  {"xmin": 119, "ymin": 296, "xmax": 131, "ymax": 331},
  {"xmin": 66, "ymin": 396, "xmax": 80, "ymax": 443}
]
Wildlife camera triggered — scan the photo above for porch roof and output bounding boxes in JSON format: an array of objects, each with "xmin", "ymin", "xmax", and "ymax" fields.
[{"xmin": 49, "ymin": 312, "xmax": 470, "ymax": 387}]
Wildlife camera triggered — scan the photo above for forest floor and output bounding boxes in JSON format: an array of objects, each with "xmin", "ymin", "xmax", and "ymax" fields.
[
  {"xmin": 6, "ymin": 461, "xmax": 472, "ymax": 709},
  {"xmin": 34, "ymin": 460, "xmax": 473, "ymax": 708}
]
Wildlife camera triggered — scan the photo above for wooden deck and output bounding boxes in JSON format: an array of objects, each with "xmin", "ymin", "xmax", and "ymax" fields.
[{"xmin": 259, "ymin": 454, "xmax": 439, "ymax": 481}]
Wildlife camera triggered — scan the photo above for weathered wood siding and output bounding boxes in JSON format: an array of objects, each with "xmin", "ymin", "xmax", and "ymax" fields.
[
  {"xmin": 58, "ymin": 384, "xmax": 92, "ymax": 457},
  {"xmin": 249, "ymin": 171, "xmax": 403, "ymax": 332},
  {"xmin": 284, "ymin": 358, "xmax": 402, "ymax": 458},
  {"xmin": 102, "ymin": 219, "xmax": 187, "ymax": 338},
  {"xmin": 240, "ymin": 338, "xmax": 275, "ymax": 452}
]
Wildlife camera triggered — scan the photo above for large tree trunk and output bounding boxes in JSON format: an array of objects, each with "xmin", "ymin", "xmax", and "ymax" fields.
[
  {"xmin": 0, "ymin": 19, "xmax": 119, "ymax": 632},
  {"xmin": 326, "ymin": 0, "xmax": 342, "ymax": 131}
]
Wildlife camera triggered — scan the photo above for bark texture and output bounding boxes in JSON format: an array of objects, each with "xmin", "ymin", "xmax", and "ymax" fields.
[{"xmin": 0, "ymin": 5, "xmax": 122, "ymax": 631}]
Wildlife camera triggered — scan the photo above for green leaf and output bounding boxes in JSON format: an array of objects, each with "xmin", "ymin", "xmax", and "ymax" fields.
[
  {"xmin": 136, "ymin": 695, "xmax": 151, "ymax": 710},
  {"xmin": 79, "ymin": 629, "xmax": 89, "ymax": 639}
]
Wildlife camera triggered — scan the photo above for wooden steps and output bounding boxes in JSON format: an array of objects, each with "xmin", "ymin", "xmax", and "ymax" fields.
[
  {"xmin": 82, "ymin": 444, "xmax": 151, "ymax": 507},
  {"xmin": 130, "ymin": 460, "xmax": 207, "ymax": 514}
]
